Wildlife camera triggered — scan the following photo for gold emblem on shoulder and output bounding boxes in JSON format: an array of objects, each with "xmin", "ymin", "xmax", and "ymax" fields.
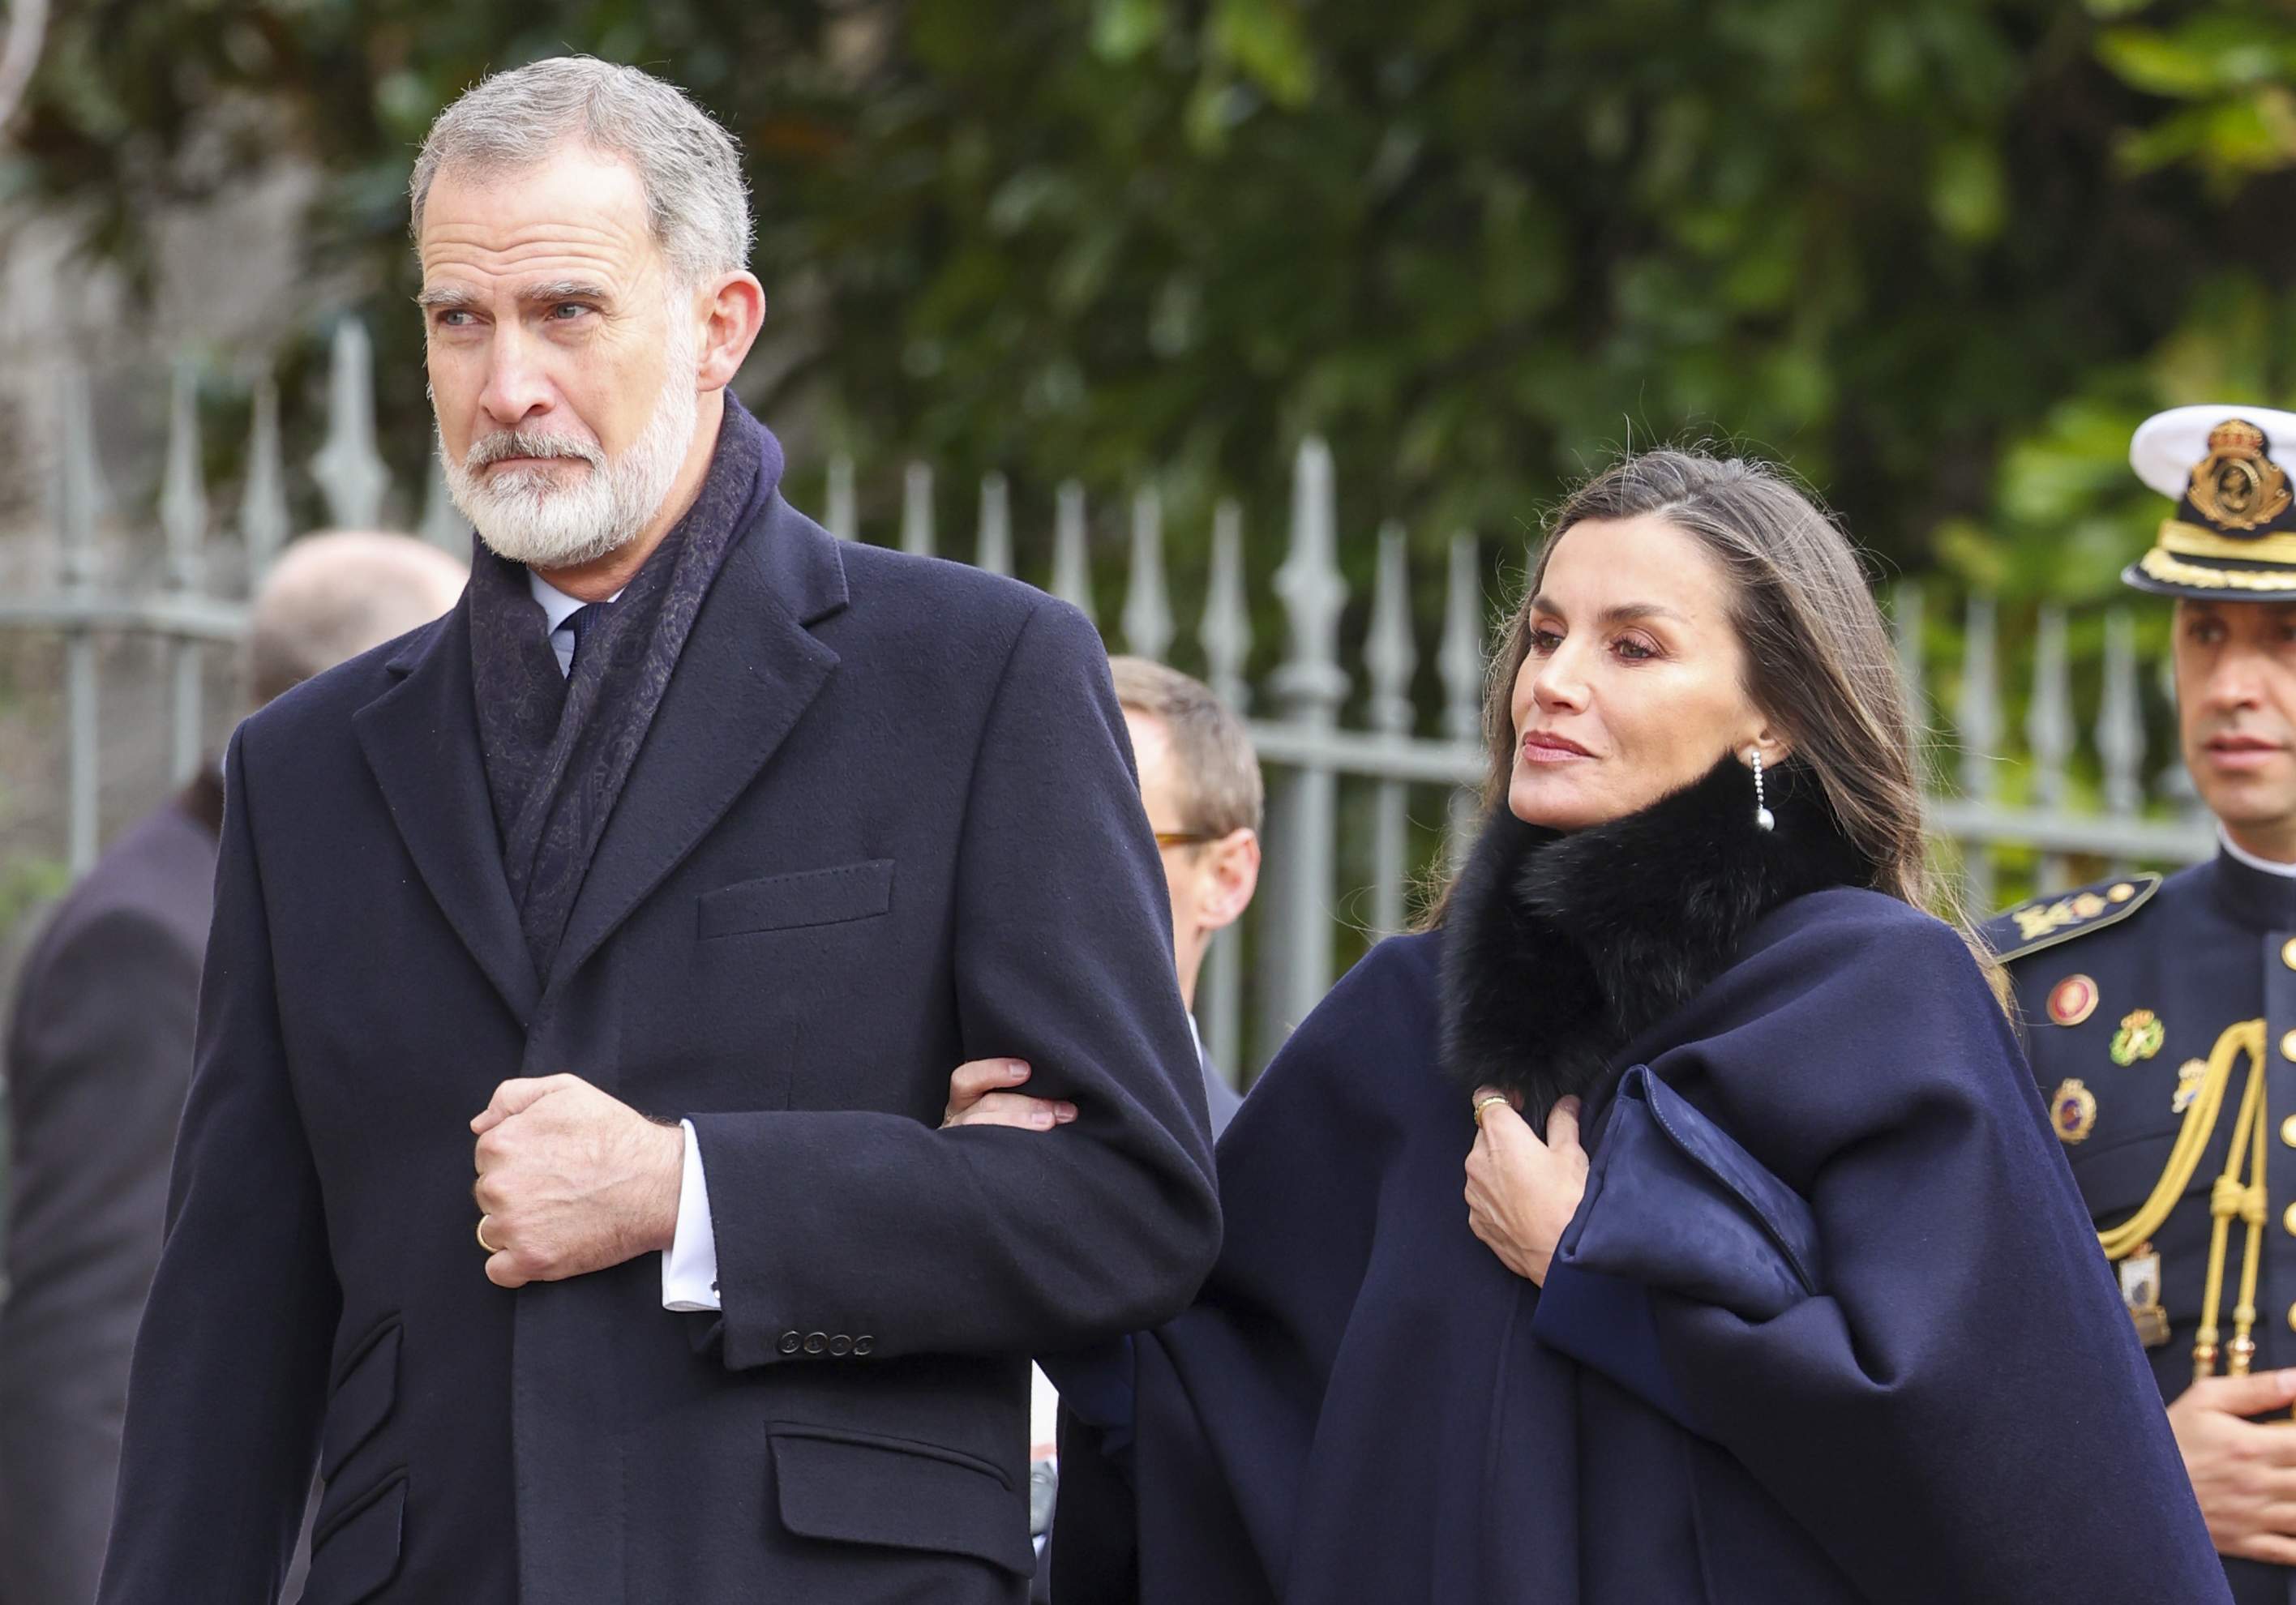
[
  {"xmin": 2052, "ymin": 1078, "xmax": 2098, "ymax": 1143},
  {"xmin": 2112, "ymin": 1008, "xmax": 2166, "ymax": 1066},
  {"xmin": 2048, "ymin": 974, "xmax": 2099, "ymax": 1027},
  {"xmin": 2189, "ymin": 419, "xmax": 2294, "ymax": 533},
  {"xmin": 2174, "ymin": 1058, "xmax": 2208, "ymax": 1115},
  {"xmin": 2072, "ymin": 892, "xmax": 2106, "ymax": 918},
  {"xmin": 2109, "ymin": 882, "xmax": 2137, "ymax": 903}
]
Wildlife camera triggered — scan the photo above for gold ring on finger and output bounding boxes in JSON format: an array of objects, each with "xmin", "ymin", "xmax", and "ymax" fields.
[
  {"xmin": 1473, "ymin": 1094, "xmax": 1510, "ymax": 1129},
  {"xmin": 476, "ymin": 1218, "xmax": 500, "ymax": 1254}
]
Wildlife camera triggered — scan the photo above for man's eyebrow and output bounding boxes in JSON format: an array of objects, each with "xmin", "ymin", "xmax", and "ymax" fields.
[
  {"xmin": 413, "ymin": 280, "xmax": 615, "ymax": 312},
  {"xmin": 1528, "ymin": 594, "xmax": 1690, "ymax": 627}
]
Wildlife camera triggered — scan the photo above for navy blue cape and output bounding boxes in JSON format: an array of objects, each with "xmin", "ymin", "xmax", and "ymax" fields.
[{"xmin": 1062, "ymin": 889, "xmax": 2228, "ymax": 1603}]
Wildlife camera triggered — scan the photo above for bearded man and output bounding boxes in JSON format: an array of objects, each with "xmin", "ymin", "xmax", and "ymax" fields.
[{"xmin": 96, "ymin": 58, "xmax": 1219, "ymax": 1605}]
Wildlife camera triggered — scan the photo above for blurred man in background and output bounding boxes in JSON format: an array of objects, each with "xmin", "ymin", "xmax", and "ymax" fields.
[{"xmin": 0, "ymin": 531, "xmax": 466, "ymax": 1605}]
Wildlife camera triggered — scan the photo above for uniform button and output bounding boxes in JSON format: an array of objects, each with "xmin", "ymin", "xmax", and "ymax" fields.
[
  {"xmin": 2283, "ymin": 937, "xmax": 2296, "ymax": 970},
  {"xmin": 2287, "ymin": 1302, "xmax": 2296, "ymax": 1335},
  {"xmin": 803, "ymin": 1332, "xmax": 828, "ymax": 1355},
  {"xmin": 828, "ymin": 1334, "xmax": 853, "ymax": 1356},
  {"xmin": 2285, "ymin": 1201, "xmax": 2296, "ymax": 1236},
  {"xmin": 777, "ymin": 1330, "xmax": 802, "ymax": 1355},
  {"xmin": 2283, "ymin": 1029, "xmax": 2296, "ymax": 1062},
  {"xmin": 853, "ymin": 1335, "xmax": 876, "ymax": 1356}
]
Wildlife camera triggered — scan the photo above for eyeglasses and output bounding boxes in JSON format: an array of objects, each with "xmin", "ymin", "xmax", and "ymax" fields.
[{"xmin": 1154, "ymin": 829, "xmax": 1219, "ymax": 849}]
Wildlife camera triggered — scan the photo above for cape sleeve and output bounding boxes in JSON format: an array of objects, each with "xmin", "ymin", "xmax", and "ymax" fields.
[
  {"xmin": 1563, "ymin": 897, "xmax": 2229, "ymax": 1605},
  {"xmin": 1050, "ymin": 935, "xmax": 1437, "ymax": 1605}
]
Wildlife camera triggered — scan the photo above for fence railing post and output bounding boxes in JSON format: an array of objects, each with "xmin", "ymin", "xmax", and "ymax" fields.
[
  {"xmin": 1198, "ymin": 498, "xmax": 1252, "ymax": 1081},
  {"xmin": 1364, "ymin": 520, "xmax": 1416, "ymax": 935},
  {"xmin": 58, "ymin": 364, "xmax": 102, "ymax": 874},
  {"xmin": 975, "ymin": 473, "xmax": 1010, "ymax": 576},
  {"xmin": 1052, "ymin": 481, "xmax": 1094, "ymax": 622},
  {"xmin": 310, "ymin": 319, "xmax": 391, "ymax": 530},
  {"xmin": 1439, "ymin": 532, "xmax": 1484, "ymax": 869},
  {"xmin": 1121, "ymin": 487, "xmax": 1172, "ymax": 662},
  {"xmin": 241, "ymin": 370, "xmax": 289, "ymax": 579},
  {"xmin": 2028, "ymin": 604, "xmax": 2071, "ymax": 891},
  {"xmin": 1260, "ymin": 438, "xmax": 1349, "ymax": 1056},
  {"xmin": 160, "ymin": 359, "xmax": 207, "ymax": 783},
  {"xmin": 902, "ymin": 462, "xmax": 934, "ymax": 557},
  {"xmin": 1958, "ymin": 593, "xmax": 2000, "ymax": 909}
]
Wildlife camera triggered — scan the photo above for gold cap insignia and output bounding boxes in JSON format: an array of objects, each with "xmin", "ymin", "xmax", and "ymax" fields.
[
  {"xmin": 2174, "ymin": 1059, "xmax": 2207, "ymax": 1115},
  {"xmin": 2189, "ymin": 419, "xmax": 2294, "ymax": 533},
  {"xmin": 2052, "ymin": 1078, "xmax": 2098, "ymax": 1144},
  {"xmin": 2111, "ymin": 1008, "xmax": 2166, "ymax": 1066}
]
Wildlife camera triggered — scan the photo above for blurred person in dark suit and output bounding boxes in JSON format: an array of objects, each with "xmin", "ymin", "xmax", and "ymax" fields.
[{"xmin": 0, "ymin": 531, "xmax": 466, "ymax": 1605}]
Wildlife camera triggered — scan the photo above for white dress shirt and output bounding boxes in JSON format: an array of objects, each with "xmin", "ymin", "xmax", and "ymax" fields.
[{"xmin": 529, "ymin": 571, "xmax": 722, "ymax": 1314}]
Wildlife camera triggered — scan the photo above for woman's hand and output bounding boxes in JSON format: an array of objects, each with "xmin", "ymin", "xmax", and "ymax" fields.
[
  {"xmin": 940, "ymin": 1059, "xmax": 1077, "ymax": 1131},
  {"xmin": 1464, "ymin": 1087, "xmax": 1588, "ymax": 1286}
]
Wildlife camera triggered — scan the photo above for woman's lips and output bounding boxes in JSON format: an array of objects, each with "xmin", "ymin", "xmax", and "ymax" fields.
[{"xmin": 1520, "ymin": 733, "xmax": 1593, "ymax": 764}]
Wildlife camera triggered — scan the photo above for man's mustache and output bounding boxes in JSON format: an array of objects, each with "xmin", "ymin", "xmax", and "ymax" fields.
[{"xmin": 465, "ymin": 431, "xmax": 605, "ymax": 472}]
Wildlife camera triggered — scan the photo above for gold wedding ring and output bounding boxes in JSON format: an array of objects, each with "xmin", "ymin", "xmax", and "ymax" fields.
[
  {"xmin": 476, "ymin": 1218, "xmax": 500, "ymax": 1254},
  {"xmin": 1473, "ymin": 1094, "xmax": 1511, "ymax": 1129}
]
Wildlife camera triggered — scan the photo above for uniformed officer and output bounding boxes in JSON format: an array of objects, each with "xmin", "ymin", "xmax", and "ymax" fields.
[{"xmin": 1987, "ymin": 406, "xmax": 2296, "ymax": 1600}]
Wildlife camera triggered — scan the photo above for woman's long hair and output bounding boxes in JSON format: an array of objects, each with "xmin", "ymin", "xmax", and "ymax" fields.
[{"xmin": 1426, "ymin": 447, "xmax": 1985, "ymax": 965}]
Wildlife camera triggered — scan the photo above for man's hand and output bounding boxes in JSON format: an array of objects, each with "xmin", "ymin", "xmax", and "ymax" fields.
[
  {"xmin": 469, "ymin": 1075, "xmax": 684, "ymax": 1290},
  {"xmin": 2170, "ymin": 1367, "xmax": 2296, "ymax": 1564},
  {"xmin": 941, "ymin": 1059, "xmax": 1076, "ymax": 1131}
]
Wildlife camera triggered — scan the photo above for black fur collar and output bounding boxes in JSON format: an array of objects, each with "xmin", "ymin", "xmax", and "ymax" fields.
[{"xmin": 1440, "ymin": 753, "xmax": 1872, "ymax": 1121}]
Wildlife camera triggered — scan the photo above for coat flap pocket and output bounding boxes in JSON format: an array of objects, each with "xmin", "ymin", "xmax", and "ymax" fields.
[
  {"xmin": 699, "ymin": 860, "xmax": 895, "ymax": 938},
  {"xmin": 322, "ymin": 1321, "xmax": 401, "ymax": 1483},
  {"xmin": 304, "ymin": 1475, "xmax": 405, "ymax": 1605},
  {"xmin": 769, "ymin": 1423, "xmax": 1032, "ymax": 1575}
]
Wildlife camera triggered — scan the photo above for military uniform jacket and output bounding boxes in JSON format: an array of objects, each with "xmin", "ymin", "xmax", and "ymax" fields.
[{"xmin": 1990, "ymin": 849, "xmax": 2296, "ymax": 1605}]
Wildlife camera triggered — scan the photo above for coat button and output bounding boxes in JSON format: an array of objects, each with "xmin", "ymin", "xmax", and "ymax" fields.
[
  {"xmin": 852, "ymin": 1335, "xmax": 875, "ymax": 1356},
  {"xmin": 829, "ymin": 1334, "xmax": 853, "ymax": 1356},
  {"xmin": 777, "ymin": 1330, "xmax": 802, "ymax": 1355},
  {"xmin": 2288, "ymin": 1303, "xmax": 2296, "ymax": 1335},
  {"xmin": 803, "ymin": 1332, "xmax": 828, "ymax": 1355}
]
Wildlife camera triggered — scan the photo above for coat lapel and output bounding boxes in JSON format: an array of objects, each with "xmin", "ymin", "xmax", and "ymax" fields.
[
  {"xmin": 353, "ymin": 603, "xmax": 542, "ymax": 1025},
  {"xmin": 546, "ymin": 495, "xmax": 847, "ymax": 995}
]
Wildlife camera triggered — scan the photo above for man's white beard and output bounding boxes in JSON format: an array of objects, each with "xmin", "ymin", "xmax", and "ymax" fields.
[{"xmin": 441, "ymin": 336, "xmax": 700, "ymax": 571}]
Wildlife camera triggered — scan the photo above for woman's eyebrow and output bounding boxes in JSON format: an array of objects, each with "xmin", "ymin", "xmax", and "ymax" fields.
[{"xmin": 1531, "ymin": 596, "xmax": 1688, "ymax": 627}]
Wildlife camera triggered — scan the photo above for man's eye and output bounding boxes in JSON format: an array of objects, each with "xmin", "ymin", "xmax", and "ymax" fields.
[{"xmin": 548, "ymin": 303, "xmax": 589, "ymax": 320}]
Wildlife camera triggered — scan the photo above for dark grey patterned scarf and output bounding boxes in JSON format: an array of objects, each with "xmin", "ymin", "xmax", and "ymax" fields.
[{"xmin": 465, "ymin": 396, "xmax": 784, "ymax": 978}]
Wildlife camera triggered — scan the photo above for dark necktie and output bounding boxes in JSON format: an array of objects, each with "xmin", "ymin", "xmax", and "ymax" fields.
[{"xmin": 557, "ymin": 601, "xmax": 610, "ymax": 676}]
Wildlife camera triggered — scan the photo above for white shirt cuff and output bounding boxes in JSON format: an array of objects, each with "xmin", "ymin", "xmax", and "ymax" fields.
[{"xmin": 661, "ymin": 1119, "xmax": 722, "ymax": 1312}]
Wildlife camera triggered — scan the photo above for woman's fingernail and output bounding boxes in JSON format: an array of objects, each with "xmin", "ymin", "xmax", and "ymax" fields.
[{"xmin": 1056, "ymin": 1104, "xmax": 1078, "ymax": 1123}]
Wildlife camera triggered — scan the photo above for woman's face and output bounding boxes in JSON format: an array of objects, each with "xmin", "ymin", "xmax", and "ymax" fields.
[{"xmin": 1507, "ymin": 515, "xmax": 1780, "ymax": 832}]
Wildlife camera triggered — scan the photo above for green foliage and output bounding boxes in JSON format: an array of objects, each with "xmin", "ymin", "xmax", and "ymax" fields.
[{"xmin": 11, "ymin": 0, "xmax": 2296, "ymax": 668}]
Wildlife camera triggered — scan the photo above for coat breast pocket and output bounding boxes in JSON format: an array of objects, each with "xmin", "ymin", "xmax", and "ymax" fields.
[{"xmin": 698, "ymin": 860, "xmax": 895, "ymax": 939}]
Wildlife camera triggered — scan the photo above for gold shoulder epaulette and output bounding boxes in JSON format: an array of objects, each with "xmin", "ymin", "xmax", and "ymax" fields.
[{"xmin": 1981, "ymin": 874, "xmax": 2162, "ymax": 963}]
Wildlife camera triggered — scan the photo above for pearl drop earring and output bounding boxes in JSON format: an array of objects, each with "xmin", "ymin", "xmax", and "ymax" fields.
[{"xmin": 1750, "ymin": 749, "xmax": 1775, "ymax": 832}]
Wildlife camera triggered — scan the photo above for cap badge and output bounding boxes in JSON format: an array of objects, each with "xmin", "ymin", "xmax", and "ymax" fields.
[
  {"xmin": 2111, "ymin": 1008, "xmax": 2165, "ymax": 1067},
  {"xmin": 2047, "ymin": 974, "xmax": 2099, "ymax": 1027},
  {"xmin": 2051, "ymin": 1078, "xmax": 2098, "ymax": 1144},
  {"xmin": 2189, "ymin": 419, "xmax": 2293, "ymax": 533}
]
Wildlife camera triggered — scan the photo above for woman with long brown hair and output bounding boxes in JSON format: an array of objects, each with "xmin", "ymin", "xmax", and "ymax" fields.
[{"xmin": 963, "ymin": 447, "xmax": 2226, "ymax": 1603}]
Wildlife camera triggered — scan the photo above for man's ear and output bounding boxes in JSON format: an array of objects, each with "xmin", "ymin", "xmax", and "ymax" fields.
[
  {"xmin": 1197, "ymin": 829, "xmax": 1261, "ymax": 935},
  {"xmin": 694, "ymin": 272, "xmax": 767, "ymax": 393}
]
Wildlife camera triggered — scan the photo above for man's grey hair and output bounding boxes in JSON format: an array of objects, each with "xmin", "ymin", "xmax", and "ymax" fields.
[
  {"xmin": 1109, "ymin": 657, "xmax": 1264, "ymax": 837},
  {"xmin": 409, "ymin": 56, "xmax": 752, "ymax": 285},
  {"xmin": 246, "ymin": 532, "xmax": 469, "ymax": 707}
]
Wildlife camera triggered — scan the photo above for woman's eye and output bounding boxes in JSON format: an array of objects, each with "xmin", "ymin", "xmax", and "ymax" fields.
[
  {"xmin": 1528, "ymin": 627, "xmax": 1562, "ymax": 655},
  {"xmin": 1613, "ymin": 636, "xmax": 1657, "ymax": 661}
]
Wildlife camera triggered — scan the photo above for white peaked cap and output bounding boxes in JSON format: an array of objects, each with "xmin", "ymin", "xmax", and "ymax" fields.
[{"xmin": 2131, "ymin": 404, "xmax": 2296, "ymax": 500}]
